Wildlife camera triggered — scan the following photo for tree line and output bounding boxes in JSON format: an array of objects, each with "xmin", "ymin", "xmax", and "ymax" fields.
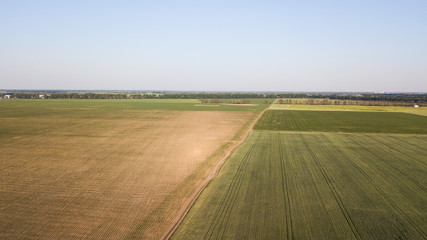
[
  {"xmin": 277, "ymin": 98, "xmax": 424, "ymax": 107},
  {"xmin": 1, "ymin": 92, "xmax": 426, "ymax": 105}
]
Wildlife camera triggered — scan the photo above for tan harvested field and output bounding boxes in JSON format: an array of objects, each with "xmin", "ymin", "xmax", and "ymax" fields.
[
  {"xmin": 194, "ymin": 104, "xmax": 220, "ymax": 107},
  {"xmin": 222, "ymin": 103, "xmax": 258, "ymax": 106},
  {"xmin": 0, "ymin": 105, "xmax": 257, "ymax": 239}
]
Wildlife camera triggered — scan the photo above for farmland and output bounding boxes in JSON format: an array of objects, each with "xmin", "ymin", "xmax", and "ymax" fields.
[
  {"xmin": 172, "ymin": 108, "xmax": 427, "ymax": 239},
  {"xmin": 255, "ymin": 110, "xmax": 427, "ymax": 134},
  {"xmin": 1, "ymin": 99, "xmax": 426, "ymax": 240},
  {"xmin": 0, "ymin": 99, "xmax": 266, "ymax": 239},
  {"xmin": 270, "ymin": 102, "xmax": 427, "ymax": 116}
]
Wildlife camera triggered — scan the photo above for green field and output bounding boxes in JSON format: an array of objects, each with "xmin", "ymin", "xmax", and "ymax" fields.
[
  {"xmin": 255, "ymin": 110, "xmax": 427, "ymax": 134},
  {"xmin": 172, "ymin": 109, "xmax": 427, "ymax": 240},
  {"xmin": 0, "ymin": 99, "xmax": 267, "ymax": 143},
  {"xmin": 172, "ymin": 131, "xmax": 427, "ymax": 239},
  {"xmin": 0, "ymin": 99, "xmax": 267, "ymax": 112},
  {"xmin": 270, "ymin": 103, "xmax": 427, "ymax": 116}
]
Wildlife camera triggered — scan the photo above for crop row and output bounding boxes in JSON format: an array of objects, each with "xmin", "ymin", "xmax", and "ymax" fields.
[
  {"xmin": 172, "ymin": 131, "xmax": 427, "ymax": 239},
  {"xmin": 254, "ymin": 110, "xmax": 427, "ymax": 134}
]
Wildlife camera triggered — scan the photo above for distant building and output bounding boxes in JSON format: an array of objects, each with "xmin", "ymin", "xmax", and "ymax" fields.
[
  {"xmin": 39, "ymin": 95, "xmax": 45, "ymax": 99},
  {"xmin": 4, "ymin": 95, "xmax": 11, "ymax": 99},
  {"xmin": 414, "ymin": 105, "xmax": 419, "ymax": 108}
]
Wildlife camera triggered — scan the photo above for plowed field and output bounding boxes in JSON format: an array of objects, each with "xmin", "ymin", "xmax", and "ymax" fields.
[{"xmin": 0, "ymin": 100, "xmax": 260, "ymax": 239}]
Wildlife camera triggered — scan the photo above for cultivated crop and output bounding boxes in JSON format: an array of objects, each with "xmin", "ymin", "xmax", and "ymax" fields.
[
  {"xmin": 254, "ymin": 110, "xmax": 427, "ymax": 134},
  {"xmin": 269, "ymin": 102, "xmax": 427, "ymax": 116},
  {"xmin": 173, "ymin": 109, "xmax": 427, "ymax": 240},
  {"xmin": 172, "ymin": 131, "xmax": 427, "ymax": 239}
]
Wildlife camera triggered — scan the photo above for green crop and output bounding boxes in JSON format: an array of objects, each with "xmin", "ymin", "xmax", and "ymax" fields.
[
  {"xmin": 254, "ymin": 110, "xmax": 427, "ymax": 134},
  {"xmin": 172, "ymin": 131, "xmax": 427, "ymax": 239}
]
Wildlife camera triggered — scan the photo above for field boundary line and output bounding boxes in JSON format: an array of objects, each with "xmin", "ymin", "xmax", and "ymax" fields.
[{"xmin": 161, "ymin": 105, "xmax": 271, "ymax": 240}]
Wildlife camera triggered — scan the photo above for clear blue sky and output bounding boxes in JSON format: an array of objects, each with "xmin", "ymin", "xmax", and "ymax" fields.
[{"xmin": 1, "ymin": 0, "xmax": 426, "ymax": 92}]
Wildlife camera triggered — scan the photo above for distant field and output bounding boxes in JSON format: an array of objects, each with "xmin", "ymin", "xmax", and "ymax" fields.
[
  {"xmin": 173, "ymin": 106, "xmax": 427, "ymax": 239},
  {"xmin": 0, "ymin": 99, "xmax": 267, "ymax": 112},
  {"xmin": 0, "ymin": 100, "xmax": 265, "ymax": 239},
  {"xmin": 270, "ymin": 103, "xmax": 427, "ymax": 116},
  {"xmin": 172, "ymin": 131, "xmax": 427, "ymax": 239},
  {"xmin": 255, "ymin": 110, "xmax": 427, "ymax": 134}
]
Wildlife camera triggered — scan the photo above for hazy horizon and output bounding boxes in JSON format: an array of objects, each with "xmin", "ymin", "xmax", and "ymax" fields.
[
  {"xmin": 2, "ymin": 89, "xmax": 427, "ymax": 94},
  {"xmin": 1, "ymin": 1, "xmax": 426, "ymax": 92}
]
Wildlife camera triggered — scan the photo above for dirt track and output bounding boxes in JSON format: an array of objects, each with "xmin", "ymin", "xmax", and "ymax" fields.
[{"xmin": 161, "ymin": 106, "xmax": 271, "ymax": 240}]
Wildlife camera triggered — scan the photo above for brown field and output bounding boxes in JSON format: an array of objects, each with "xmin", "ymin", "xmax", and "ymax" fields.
[
  {"xmin": 194, "ymin": 104, "xmax": 220, "ymax": 107},
  {"xmin": 0, "ymin": 108, "xmax": 256, "ymax": 239},
  {"xmin": 222, "ymin": 103, "xmax": 258, "ymax": 106}
]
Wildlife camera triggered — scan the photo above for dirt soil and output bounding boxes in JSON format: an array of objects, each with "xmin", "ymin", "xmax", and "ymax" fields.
[
  {"xmin": 222, "ymin": 103, "xmax": 258, "ymax": 106},
  {"xmin": 0, "ymin": 110, "xmax": 255, "ymax": 239}
]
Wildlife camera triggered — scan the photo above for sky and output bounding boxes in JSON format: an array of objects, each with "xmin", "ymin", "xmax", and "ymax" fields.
[{"xmin": 1, "ymin": 0, "xmax": 426, "ymax": 92}]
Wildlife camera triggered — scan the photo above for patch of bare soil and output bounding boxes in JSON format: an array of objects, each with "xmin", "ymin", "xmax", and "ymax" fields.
[
  {"xmin": 161, "ymin": 107, "xmax": 268, "ymax": 240},
  {"xmin": 222, "ymin": 103, "xmax": 258, "ymax": 106},
  {"xmin": 0, "ymin": 110, "xmax": 255, "ymax": 239},
  {"xmin": 194, "ymin": 104, "xmax": 220, "ymax": 107}
]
